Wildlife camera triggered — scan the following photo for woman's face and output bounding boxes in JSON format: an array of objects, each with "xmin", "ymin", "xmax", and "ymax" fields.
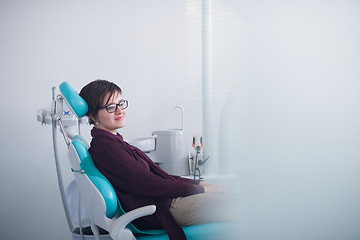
[{"xmin": 92, "ymin": 91, "xmax": 126, "ymax": 135}]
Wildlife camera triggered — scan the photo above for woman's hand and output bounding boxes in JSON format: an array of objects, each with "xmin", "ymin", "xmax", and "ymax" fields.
[{"xmin": 200, "ymin": 181, "xmax": 231, "ymax": 194}]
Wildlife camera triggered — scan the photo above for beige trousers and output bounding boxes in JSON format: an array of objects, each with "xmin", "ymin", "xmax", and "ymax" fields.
[{"xmin": 169, "ymin": 193, "xmax": 239, "ymax": 226}]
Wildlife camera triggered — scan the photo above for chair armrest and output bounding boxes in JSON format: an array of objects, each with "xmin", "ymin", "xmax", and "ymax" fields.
[{"xmin": 109, "ymin": 205, "xmax": 156, "ymax": 240}]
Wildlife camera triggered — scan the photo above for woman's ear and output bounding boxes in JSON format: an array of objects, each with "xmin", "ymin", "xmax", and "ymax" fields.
[{"xmin": 89, "ymin": 114, "xmax": 97, "ymax": 125}]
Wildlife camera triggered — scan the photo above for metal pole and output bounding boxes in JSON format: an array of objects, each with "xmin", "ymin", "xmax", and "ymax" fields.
[
  {"xmin": 202, "ymin": 0, "xmax": 214, "ymax": 173},
  {"xmin": 51, "ymin": 88, "xmax": 74, "ymax": 232}
]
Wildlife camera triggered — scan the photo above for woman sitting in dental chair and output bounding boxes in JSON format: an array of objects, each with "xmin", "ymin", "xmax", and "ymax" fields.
[{"xmin": 79, "ymin": 80, "xmax": 235, "ymax": 240}]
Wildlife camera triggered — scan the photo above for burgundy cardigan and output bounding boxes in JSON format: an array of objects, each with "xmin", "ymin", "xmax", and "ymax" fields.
[{"xmin": 88, "ymin": 128, "xmax": 205, "ymax": 240}]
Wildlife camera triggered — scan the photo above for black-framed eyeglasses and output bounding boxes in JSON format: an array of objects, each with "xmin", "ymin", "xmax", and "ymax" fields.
[{"xmin": 97, "ymin": 99, "xmax": 128, "ymax": 113}]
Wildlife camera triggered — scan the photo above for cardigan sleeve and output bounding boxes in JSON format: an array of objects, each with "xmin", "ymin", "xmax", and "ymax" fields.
[
  {"xmin": 171, "ymin": 175, "xmax": 201, "ymax": 185},
  {"xmin": 90, "ymin": 140, "xmax": 204, "ymax": 199}
]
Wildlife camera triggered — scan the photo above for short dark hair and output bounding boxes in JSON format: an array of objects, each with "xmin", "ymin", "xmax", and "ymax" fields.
[{"xmin": 79, "ymin": 79, "xmax": 122, "ymax": 125}]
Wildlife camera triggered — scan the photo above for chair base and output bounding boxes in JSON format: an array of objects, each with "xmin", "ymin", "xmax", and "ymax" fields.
[{"xmin": 71, "ymin": 227, "xmax": 112, "ymax": 240}]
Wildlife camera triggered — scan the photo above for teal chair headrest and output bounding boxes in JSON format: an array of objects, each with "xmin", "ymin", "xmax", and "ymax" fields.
[{"xmin": 59, "ymin": 81, "xmax": 88, "ymax": 119}]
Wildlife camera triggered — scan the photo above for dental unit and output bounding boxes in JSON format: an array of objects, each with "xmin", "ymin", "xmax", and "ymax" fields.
[
  {"xmin": 129, "ymin": 106, "xmax": 194, "ymax": 177},
  {"xmin": 37, "ymin": 82, "xmax": 236, "ymax": 240}
]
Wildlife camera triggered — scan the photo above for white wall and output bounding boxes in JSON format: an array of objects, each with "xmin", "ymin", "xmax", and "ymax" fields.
[
  {"xmin": 0, "ymin": 1, "xmax": 202, "ymax": 239},
  {"xmin": 214, "ymin": 0, "xmax": 360, "ymax": 239}
]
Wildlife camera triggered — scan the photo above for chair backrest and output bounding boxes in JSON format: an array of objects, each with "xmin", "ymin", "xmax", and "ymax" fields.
[
  {"xmin": 68, "ymin": 140, "xmax": 115, "ymax": 231},
  {"xmin": 72, "ymin": 139, "xmax": 118, "ymax": 219},
  {"xmin": 60, "ymin": 81, "xmax": 153, "ymax": 234},
  {"xmin": 59, "ymin": 81, "xmax": 117, "ymax": 229}
]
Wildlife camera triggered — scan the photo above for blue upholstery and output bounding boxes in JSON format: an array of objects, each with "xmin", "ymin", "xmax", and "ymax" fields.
[
  {"xmin": 137, "ymin": 222, "xmax": 236, "ymax": 240},
  {"xmin": 73, "ymin": 140, "xmax": 118, "ymax": 219},
  {"xmin": 59, "ymin": 81, "xmax": 88, "ymax": 118},
  {"xmin": 72, "ymin": 135, "xmax": 90, "ymax": 149}
]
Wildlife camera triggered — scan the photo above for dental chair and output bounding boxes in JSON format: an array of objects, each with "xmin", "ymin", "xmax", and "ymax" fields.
[{"xmin": 38, "ymin": 81, "xmax": 237, "ymax": 240}]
